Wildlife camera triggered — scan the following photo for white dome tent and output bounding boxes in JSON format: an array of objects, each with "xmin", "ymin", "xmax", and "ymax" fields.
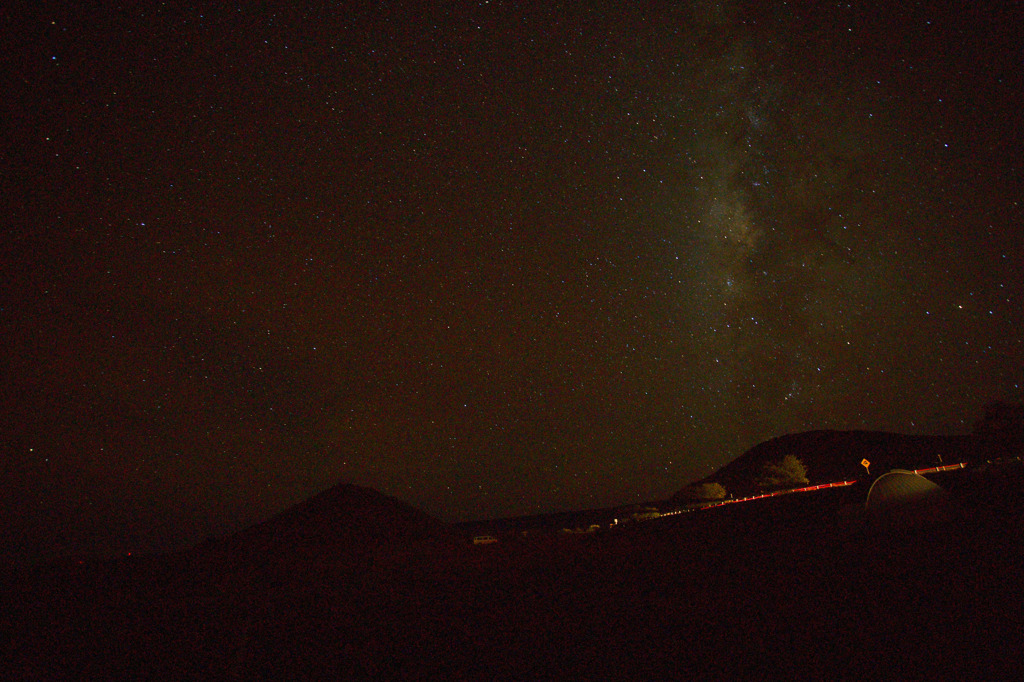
[{"xmin": 865, "ymin": 469, "xmax": 950, "ymax": 526}]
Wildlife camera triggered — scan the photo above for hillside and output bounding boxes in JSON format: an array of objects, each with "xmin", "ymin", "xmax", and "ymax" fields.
[
  {"xmin": 672, "ymin": 429, "xmax": 993, "ymax": 502},
  {"xmin": 196, "ymin": 483, "xmax": 458, "ymax": 584},
  {"xmin": 221, "ymin": 483, "xmax": 451, "ymax": 549}
]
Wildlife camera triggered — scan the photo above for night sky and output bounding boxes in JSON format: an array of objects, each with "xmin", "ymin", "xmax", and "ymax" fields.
[{"xmin": 3, "ymin": 1, "xmax": 1022, "ymax": 563}]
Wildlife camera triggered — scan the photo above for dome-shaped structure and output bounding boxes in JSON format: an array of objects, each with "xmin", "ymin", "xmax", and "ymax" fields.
[{"xmin": 865, "ymin": 469, "xmax": 949, "ymax": 526}]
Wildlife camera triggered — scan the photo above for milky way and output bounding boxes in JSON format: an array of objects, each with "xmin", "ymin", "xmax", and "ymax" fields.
[{"xmin": 2, "ymin": 1, "xmax": 1021, "ymax": 562}]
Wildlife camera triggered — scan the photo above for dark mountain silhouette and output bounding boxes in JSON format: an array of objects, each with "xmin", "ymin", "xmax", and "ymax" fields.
[
  {"xmin": 672, "ymin": 429, "xmax": 990, "ymax": 502},
  {"xmin": 221, "ymin": 482, "xmax": 450, "ymax": 551},
  {"xmin": 195, "ymin": 483, "xmax": 458, "ymax": 585}
]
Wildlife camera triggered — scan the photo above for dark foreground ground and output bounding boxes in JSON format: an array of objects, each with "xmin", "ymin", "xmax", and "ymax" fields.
[{"xmin": 3, "ymin": 462, "xmax": 1023, "ymax": 680}]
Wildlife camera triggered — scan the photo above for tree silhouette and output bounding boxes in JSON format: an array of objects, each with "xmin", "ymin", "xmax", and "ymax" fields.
[
  {"xmin": 757, "ymin": 455, "xmax": 809, "ymax": 489},
  {"xmin": 679, "ymin": 482, "xmax": 728, "ymax": 501}
]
